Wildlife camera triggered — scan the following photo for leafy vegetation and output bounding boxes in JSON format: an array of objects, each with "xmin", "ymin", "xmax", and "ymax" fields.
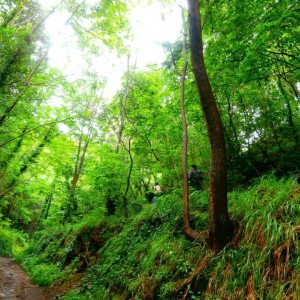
[
  {"xmin": 0, "ymin": 0, "xmax": 299, "ymax": 299},
  {"xmin": 14, "ymin": 176, "xmax": 300, "ymax": 299},
  {"xmin": 0, "ymin": 220, "xmax": 27, "ymax": 256}
]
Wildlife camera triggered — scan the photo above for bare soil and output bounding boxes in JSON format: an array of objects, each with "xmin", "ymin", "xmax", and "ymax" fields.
[
  {"xmin": 0, "ymin": 257, "xmax": 83, "ymax": 300},
  {"xmin": 0, "ymin": 257, "xmax": 45, "ymax": 299}
]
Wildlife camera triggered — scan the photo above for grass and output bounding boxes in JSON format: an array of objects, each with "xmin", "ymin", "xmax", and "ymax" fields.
[
  {"xmin": 16, "ymin": 175, "xmax": 300, "ymax": 299},
  {"xmin": 206, "ymin": 175, "xmax": 300, "ymax": 299}
]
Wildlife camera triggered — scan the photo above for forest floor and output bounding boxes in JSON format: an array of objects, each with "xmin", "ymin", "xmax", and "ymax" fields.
[
  {"xmin": 0, "ymin": 257, "xmax": 83, "ymax": 299},
  {"xmin": 0, "ymin": 256, "xmax": 45, "ymax": 299}
]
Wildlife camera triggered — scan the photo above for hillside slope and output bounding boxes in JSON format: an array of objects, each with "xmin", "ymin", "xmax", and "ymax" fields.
[{"xmin": 17, "ymin": 176, "xmax": 300, "ymax": 299}]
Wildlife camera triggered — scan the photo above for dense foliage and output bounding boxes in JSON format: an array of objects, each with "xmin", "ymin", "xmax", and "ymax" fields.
[
  {"xmin": 17, "ymin": 176, "xmax": 300, "ymax": 299},
  {"xmin": 0, "ymin": 0, "xmax": 299, "ymax": 299}
]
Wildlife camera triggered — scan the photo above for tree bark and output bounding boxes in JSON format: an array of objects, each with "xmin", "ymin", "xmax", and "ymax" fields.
[
  {"xmin": 123, "ymin": 138, "xmax": 133, "ymax": 218},
  {"xmin": 225, "ymin": 92, "xmax": 240, "ymax": 152},
  {"xmin": 180, "ymin": 8, "xmax": 203, "ymax": 240},
  {"xmin": 187, "ymin": 0, "xmax": 232, "ymax": 250},
  {"xmin": 115, "ymin": 54, "xmax": 135, "ymax": 153}
]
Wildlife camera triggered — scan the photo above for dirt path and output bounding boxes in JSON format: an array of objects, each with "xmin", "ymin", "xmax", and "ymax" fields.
[
  {"xmin": 0, "ymin": 256, "xmax": 84, "ymax": 300},
  {"xmin": 0, "ymin": 257, "xmax": 46, "ymax": 300}
]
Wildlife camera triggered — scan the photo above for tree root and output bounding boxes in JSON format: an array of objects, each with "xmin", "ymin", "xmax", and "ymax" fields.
[
  {"xmin": 183, "ymin": 227, "xmax": 209, "ymax": 243},
  {"xmin": 175, "ymin": 252, "xmax": 213, "ymax": 297}
]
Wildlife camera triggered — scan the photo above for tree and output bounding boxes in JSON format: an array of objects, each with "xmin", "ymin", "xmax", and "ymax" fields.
[
  {"xmin": 60, "ymin": 78, "xmax": 104, "ymax": 223},
  {"xmin": 203, "ymin": 0, "xmax": 300, "ymax": 180},
  {"xmin": 179, "ymin": 7, "xmax": 204, "ymax": 240},
  {"xmin": 187, "ymin": 0, "xmax": 233, "ymax": 250}
]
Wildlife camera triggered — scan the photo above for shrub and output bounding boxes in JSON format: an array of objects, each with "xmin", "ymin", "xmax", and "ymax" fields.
[
  {"xmin": 29, "ymin": 263, "xmax": 64, "ymax": 286},
  {"xmin": 0, "ymin": 227, "xmax": 13, "ymax": 256},
  {"xmin": 0, "ymin": 223, "xmax": 27, "ymax": 256}
]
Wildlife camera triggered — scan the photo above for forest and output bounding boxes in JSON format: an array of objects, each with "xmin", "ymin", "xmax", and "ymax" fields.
[{"xmin": 0, "ymin": 0, "xmax": 299, "ymax": 299}]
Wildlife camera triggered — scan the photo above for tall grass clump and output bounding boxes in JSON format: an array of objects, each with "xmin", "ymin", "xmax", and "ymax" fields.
[{"xmin": 206, "ymin": 175, "xmax": 300, "ymax": 299}]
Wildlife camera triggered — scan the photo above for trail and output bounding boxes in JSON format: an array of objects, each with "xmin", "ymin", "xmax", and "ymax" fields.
[{"xmin": 0, "ymin": 257, "xmax": 46, "ymax": 300}]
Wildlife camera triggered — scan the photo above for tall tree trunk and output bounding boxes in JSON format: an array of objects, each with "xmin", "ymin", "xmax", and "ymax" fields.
[
  {"xmin": 187, "ymin": 0, "xmax": 232, "ymax": 250},
  {"xmin": 180, "ymin": 8, "xmax": 202, "ymax": 240},
  {"xmin": 64, "ymin": 137, "xmax": 89, "ymax": 223},
  {"xmin": 277, "ymin": 78, "xmax": 299, "ymax": 145},
  {"xmin": 115, "ymin": 54, "xmax": 135, "ymax": 153},
  {"xmin": 123, "ymin": 138, "xmax": 133, "ymax": 218},
  {"xmin": 225, "ymin": 92, "xmax": 240, "ymax": 152}
]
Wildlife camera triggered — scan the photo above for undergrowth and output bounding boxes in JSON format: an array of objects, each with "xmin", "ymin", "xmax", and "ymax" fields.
[
  {"xmin": 18, "ymin": 175, "xmax": 300, "ymax": 299},
  {"xmin": 17, "ymin": 208, "xmax": 121, "ymax": 286},
  {"xmin": 211, "ymin": 175, "xmax": 300, "ymax": 299},
  {"xmin": 70, "ymin": 194, "xmax": 208, "ymax": 299},
  {"xmin": 0, "ymin": 218, "xmax": 27, "ymax": 256}
]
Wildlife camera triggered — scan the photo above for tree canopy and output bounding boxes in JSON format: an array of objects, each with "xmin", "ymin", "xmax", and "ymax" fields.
[{"xmin": 0, "ymin": 0, "xmax": 299, "ymax": 298}]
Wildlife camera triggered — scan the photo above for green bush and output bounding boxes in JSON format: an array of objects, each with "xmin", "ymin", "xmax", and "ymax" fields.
[
  {"xmin": 0, "ymin": 223, "xmax": 27, "ymax": 256},
  {"xmin": 65, "ymin": 193, "xmax": 208, "ymax": 299},
  {"xmin": 16, "ymin": 176, "xmax": 300, "ymax": 299},
  {"xmin": 0, "ymin": 227, "xmax": 13, "ymax": 256},
  {"xmin": 62, "ymin": 176, "xmax": 300, "ymax": 299},
  {"xmin": 29, "ymin": 263, "xmax": 64, "ymax": 286}
]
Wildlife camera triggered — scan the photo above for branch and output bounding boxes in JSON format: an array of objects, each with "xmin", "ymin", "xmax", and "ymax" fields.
[
  {"xmin": 31, "ymin": 0, "xmax": 64, "ymax": 35},
  {"xmin": 265, "ymin": 50, "xmax": 299, "ymax": 61},
  {"xmin": 165, "ymin": 42, "xmax": 181, "ymax": 76},
  {"xmin": 0, "ymin": 118, "xmax": 72, "ymax": 147}
]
